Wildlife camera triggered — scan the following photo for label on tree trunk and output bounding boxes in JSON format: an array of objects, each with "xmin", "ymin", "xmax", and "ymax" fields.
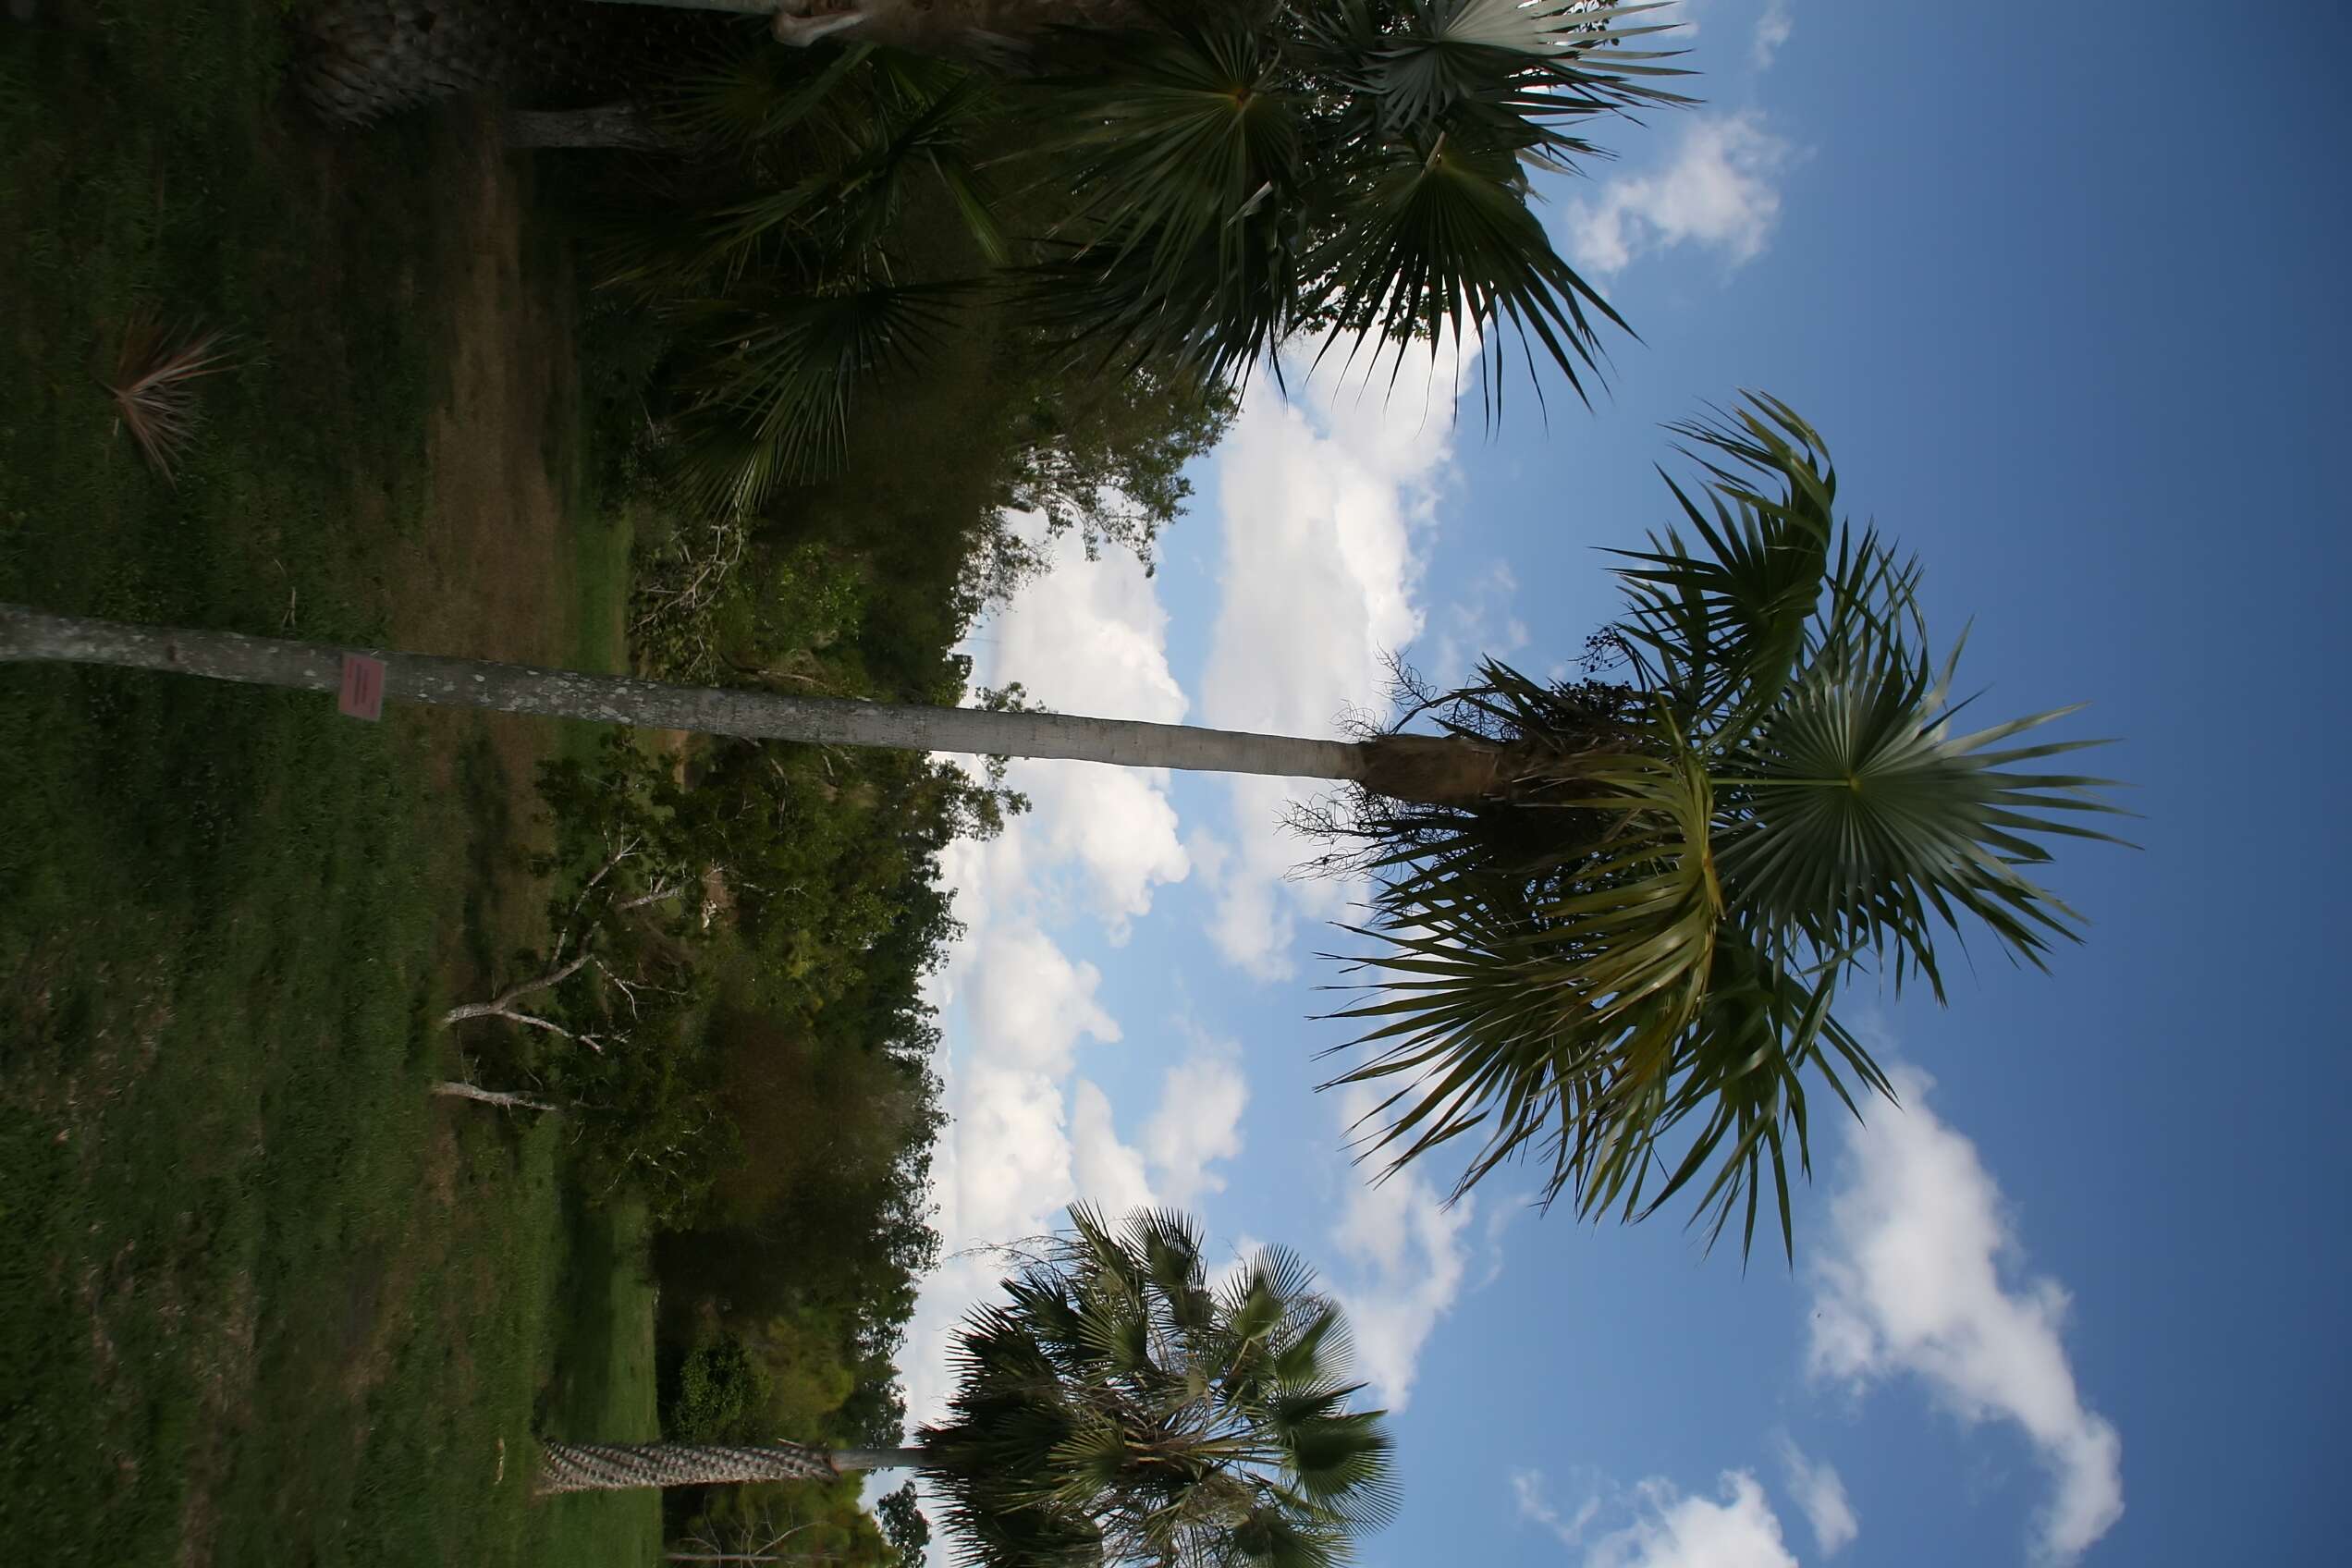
[{"xmin": 337, "ymin": 654, "xmax": 386, "ymax": 721}]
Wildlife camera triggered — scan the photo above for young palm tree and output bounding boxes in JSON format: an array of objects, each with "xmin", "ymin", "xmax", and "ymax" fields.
[
  {"xmin": 541, "ymin": 1206, "xmax": 1399, "ymax": 1568},
  {"xmin": 0, "ymin": 396, "xmax": 2125, "ymax": 1250}
]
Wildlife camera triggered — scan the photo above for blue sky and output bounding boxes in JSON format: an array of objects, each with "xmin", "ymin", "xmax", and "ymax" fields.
[{"xmin": 911, "ymin": 4, "xmax": 2352, "ymax": 1564}]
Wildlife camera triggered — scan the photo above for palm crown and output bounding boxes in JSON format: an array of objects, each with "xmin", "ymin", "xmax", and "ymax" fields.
[
  {"xmin": 1030, "ymin": 0, "xmax": 1688, "ymax": 409},
  {"xmin": 1327, "ymin": 395, "xmax": 2129, "ymax": 1256},
  {"xmin": 923, "ymin": 1206, "xmax": 1398, "ymax": 1568}
]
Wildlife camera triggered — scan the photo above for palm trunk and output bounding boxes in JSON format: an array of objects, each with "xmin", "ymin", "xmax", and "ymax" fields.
[
  {"xmin": 0, "ymin": 605, "xmax": 1510, "ymax": 802},
  {"xmin": 536, "ymin": 1439, "xmax": 925, "ymax": 1494},
  {"xmin": 504, "ymin": 104, "xmax": 676, "ymax": 149}
]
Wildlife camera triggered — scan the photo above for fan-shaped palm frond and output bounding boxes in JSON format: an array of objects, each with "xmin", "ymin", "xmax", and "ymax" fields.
[
  {"xmin": 670, "ymin": 277, "xmax": 962, "ymax": 514},
  {"xmin": 1019, "ymin": 7, "xmax": 1311, "ymax": 383},
  {"xmin": 924, "ymin": 1206, "xmax": 1397, "ymax": 1568},
  {"xmin": 1345, "ymin": 0, "xmax": 1689, "ymax": 138},
  {"xmin": 1322, "ymin": 394, "xmax": 2128, "ymax": 1256},
  {"xmin": 1016, "ymin": 0, "xmax": 1687, "ymax": 403}
]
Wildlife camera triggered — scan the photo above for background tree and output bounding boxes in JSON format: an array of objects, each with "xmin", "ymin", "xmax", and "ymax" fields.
[
  {"xmin": 542, "ymin": 1206, "xmax": 1399, "ymax": 1568},
  {"xmin": 0, "ymin": 397, "xmax": 2125, "ymax": 1250}
]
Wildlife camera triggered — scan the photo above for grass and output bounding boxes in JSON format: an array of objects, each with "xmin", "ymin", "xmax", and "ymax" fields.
[
  {"xmin": 0, "ymin": 5, "xmax": 656, "ymax": 1563},
  {"xmin": 539, "ymin": 1194, "xmax": 667, "ymax": 1565}
]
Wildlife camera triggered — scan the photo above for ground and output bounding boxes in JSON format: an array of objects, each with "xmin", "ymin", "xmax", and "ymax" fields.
[{"xmin": 0, "ymin": 5, "xmax": 656, "ymax": 1563}]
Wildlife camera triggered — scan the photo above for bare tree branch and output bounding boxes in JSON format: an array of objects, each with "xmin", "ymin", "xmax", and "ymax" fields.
[{"xmin": 430, "ymin": 1081, "xmax": 557, "ymax": 1113}]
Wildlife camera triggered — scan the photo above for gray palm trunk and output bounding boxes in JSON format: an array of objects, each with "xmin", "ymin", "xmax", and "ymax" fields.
[
  {"xmin": 537, "ymin": 1438, "xmax": 926, "ymax": 1494},
  {"xmin": 0, "ymin": 605, "xmax": 1510, "ymax": 803}
]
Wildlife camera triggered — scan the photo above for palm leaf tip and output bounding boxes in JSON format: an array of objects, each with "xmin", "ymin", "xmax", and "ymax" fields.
[{"xmin": 1305, "ymin": 394, "xmax": 2128, "ymax": 1256}]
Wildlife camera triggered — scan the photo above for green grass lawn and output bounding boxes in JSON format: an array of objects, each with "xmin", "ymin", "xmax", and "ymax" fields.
[
  {"xmin": 538, "ymin": 1194, "xmax": 667, "ymax": 1564},
  {"xmin": 1, "ymin": 5, "xmax": 657, "ymax": 1562}
]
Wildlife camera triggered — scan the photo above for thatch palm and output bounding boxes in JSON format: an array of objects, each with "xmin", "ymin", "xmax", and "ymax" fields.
[
  {"xmin": 0, "ymin": 396, "xmax": 2123, "ymax": 1250},
  {"xmin": 1317, "ymin": 397, "xmax": 2126, "ymax": 1255},
  {"xmin": 542, "ymin": 1206, "xmax": 1398, "ymax": 1568},
  {"xmin": 1007, "ymin": 0, "xmax": 1687, "ymax": 407},
  {"xmin": 300, "ymin": 2, "xmax": 1684, "ymax": 499}
]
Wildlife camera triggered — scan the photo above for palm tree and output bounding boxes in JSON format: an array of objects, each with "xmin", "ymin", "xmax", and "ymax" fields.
[
  {"xmin": 992, "ymin": 0, "xmax": 1689, "ymax": 411},
  {"xmin": 541, "ymin": 1206, "xmax": 1399, "ymax": 1568},
  {"xmin": 0, "ymin": 396, "xmax": 2125, "ymax": 1249},
  {"xmin": 298, "ymin": 2, "xmax": 1684, "ymax": 472}
]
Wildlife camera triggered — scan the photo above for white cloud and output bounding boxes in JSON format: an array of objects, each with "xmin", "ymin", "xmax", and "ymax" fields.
[
  {"xmin": 1142, "ymin": 1035, "xmax": 1250, "ymax": 1208},
  {"xmin": 1563, "ymin": 114, "xmax": 1795, "ymax": 278},
  {"xmin": 903, "ymin": 525, "xmax": 1199, "ymax": 1428},
  {"xmin": 1585, "ymin": 1474, "xmax": 1800, "ymax": 1568},
  {"xmin": 1194, "ymin": 337, "xmax": 1476, "ymax": 978},
  {"xmin": 965, "ymin": 513, "xmax": 1192, "ymax": 937},
  {"xmin": 1427, "ymin": 558, "xmax": 1530, "ymax": 692},
  {"xmin": 1475, "ymin": 1186, "xmax": 1540, "ymax": 1291},
  {"xmin": 962, "ymin": 925, "xmax": 1118, "ymax": 1077},
  {"xmin": 1753, "ymin": 0, "xmax": 1794, "ymax": 68},
  {"xmin": 1070, "ymin": 1079, "xmax": 1157, "ymax": 1217},
  {"xmin": 1810, "ymin": 1067, "xmax": 2124, "ymax": 1563},
  {"xmin": 1325, "ymin": 1084, "xmax": 1475, "ymax": 1411},
  {"xmin": 1772, "ymin": 1435, "xmax": 1857, "ymax": 1557},
  {"xmin": 1513, "ymin": 1467, "xmax": 1602, "ymax": 1550}
]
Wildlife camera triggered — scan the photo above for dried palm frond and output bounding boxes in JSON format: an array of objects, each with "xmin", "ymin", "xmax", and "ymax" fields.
[{"xmin": 105, "ymin": 309, "xmax": 238, "ymax": 485}]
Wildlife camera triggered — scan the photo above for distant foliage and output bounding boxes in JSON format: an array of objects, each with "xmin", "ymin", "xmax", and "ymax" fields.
[{"xmin": 671, "ymin": 1335, "xmax": 779, "ymax": 1441}]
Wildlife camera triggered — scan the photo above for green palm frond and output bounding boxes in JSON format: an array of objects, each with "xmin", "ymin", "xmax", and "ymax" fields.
[
  {"xmin": 1318, "ymin": 394, "xmax": 2126, "ymax": 1256},
  {"xmin": 672, "ymin": 278, "xmax": 960, "ymax": 514},
  {"xmin": 663, "ymin": 35, "xmax": 879, "ymax": 153},
  {"xmin": 1310, "ymin": 129, "xmax": 1625, "ymax": 417},
  {"xmin": 925, "ymin": 1207, "xmax": 1395, "ymax": 1568},
  {"xmin": 1721, "ymin": 640, "xmax": 2131, "ymax": 998},
  {"xmin": 697, "ymin": 66, "xmax": 1007, "ymax": 285},
  {"xmin": 1013, "ymin": 0, "xmax": 1682, "ymax": 400},
  {"xmin": 1019, "ymin": 7, "xmax": 1309, "ymax": 382},
  {"xmin": 1350, "ymin": 0, "xmax": 1692, "ymax": 132}
]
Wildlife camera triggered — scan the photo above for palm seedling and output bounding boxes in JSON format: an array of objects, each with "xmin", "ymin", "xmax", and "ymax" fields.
[{"xmin": 104, "ymin": 308, "xmax": 238, "ymax": 485}]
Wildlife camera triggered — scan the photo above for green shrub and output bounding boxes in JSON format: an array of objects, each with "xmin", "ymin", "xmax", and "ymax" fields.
[{"xmin": 670, "ymin": 1334, "xmax": 776, "ymax": 1441}]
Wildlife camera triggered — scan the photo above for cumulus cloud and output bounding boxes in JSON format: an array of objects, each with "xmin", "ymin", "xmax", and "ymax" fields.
[
  {"xmin": 1563, "ymin": 114, "xmax": 1795, "ymax": 278},
  {"xmin": 1194, "ymin": 337, "xmax": 1477, "ymax": 978},
  {"xmin": 1584, "ymin": 1474, "xmax": 1800, "ymax": 1568},
  {"xmin": 1772, "ymin": 1435, "xmax": 1857, "ymax": 1556},
  {"xmin": 1512, "ymin": 1467, "xmax": 1601, "ymax": 1550},
  {"xmin": 1142, "ymin": 1035, "xmax": 1250, "ymax": 1208},
  {"xmin": 902, "ymin": 519, "xmax": 1202, "ymax": 1427},
  {"xmin": 1324, "ymin": 1085, "xmax": 1475, "ymax": 1410},
  {"xmin": 1753, "ymin": 0, "xmax": 1794, "ymax": 68},
  {"xmin": 962, "ymin": 925, "xmax": 1118, "ymax": 1079},
  {"xmin": 1810, "ymin": 1068, "xmax": 2124, "ymax": 1563},
  {"xmin": 963, "ymin": 511, "xmax": 1192, "ymax": 938},
  {"xmin": 908, "ymin": 994, "xmax": 1259, "ymax": 1422},
  {"xmin": 938, "ymin": 923, "xmax": 1121, "ymax": 1265},
  {"xmin": 1070, "ymin": 1079, "xmax": 1157, "ymax": 1218}
]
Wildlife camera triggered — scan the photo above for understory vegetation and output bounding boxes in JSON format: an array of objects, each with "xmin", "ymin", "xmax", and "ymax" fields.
[{"xmin": 2, "ymin": 1, "xmax": 1245, "ymax": 1562}]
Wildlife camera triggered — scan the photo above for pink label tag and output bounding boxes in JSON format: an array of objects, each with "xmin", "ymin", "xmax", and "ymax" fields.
[{"xmin": 338, "ymin": 654, "xmax": 386, "ymax": 721}]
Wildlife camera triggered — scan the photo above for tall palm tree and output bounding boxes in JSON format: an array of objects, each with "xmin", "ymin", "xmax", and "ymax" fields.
[
  {"xmin": 0, "ymin": 396, "xmax": 2125, "ymax": 1249},
  {"xmin": 542, "ymin": 1206, "xmax": 1399, "ymax": 1568}
]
